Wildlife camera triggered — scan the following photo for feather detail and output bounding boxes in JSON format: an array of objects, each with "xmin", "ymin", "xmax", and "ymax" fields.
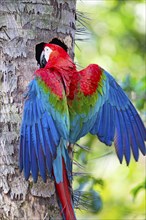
[
  {"xmin": 121, "ymin": 111, "xmax": 131, "ymax": 165},
  {"xmin": 23, "ymin": 125, "xmax": 30, "ymax": 180},
  {"xmin": 30, "ymin": 139, "xmax": 38, "ymax": 183},
  {"xmin": 19, "ymin": 77, "xmax": 69, "ymax": 181},
  {"xmin": 114, "ymin": 108, "xmax": 123, "ymax": 163},
  {"xmin": 35, "ymin": 124, "xmax": 46, "ymax": 182},
  {"xmin": 69, "ymin": 66, "xmax": 146, "ymax": 164},
  {"xmin": 129, "ymin": 103, "xmax": 146, "ymax": 154}
]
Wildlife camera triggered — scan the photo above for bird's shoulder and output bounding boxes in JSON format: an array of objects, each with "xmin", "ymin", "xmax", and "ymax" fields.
[
  {"xmin": 78, "ymin": 64, "xmax": 104, "ymax": 96},
  {"xmin": 35, "ymin": 67, "xmax": 65, "ymax": 99}
]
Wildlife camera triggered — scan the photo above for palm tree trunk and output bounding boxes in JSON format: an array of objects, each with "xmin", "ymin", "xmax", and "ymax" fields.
[{"xmin": 0, "ymin": 0, "xmax": 76, "ymax": 219}]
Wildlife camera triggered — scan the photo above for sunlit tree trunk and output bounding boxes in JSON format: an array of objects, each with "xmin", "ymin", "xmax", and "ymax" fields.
[{"xmin": 0, "ymin": 0, "xmax": 76, "ymax": 219}]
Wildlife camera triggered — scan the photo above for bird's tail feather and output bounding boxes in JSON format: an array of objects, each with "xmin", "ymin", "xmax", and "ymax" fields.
[{"xmin": 55, "ymin": 157, "xmax": 76, "ymax": 220}]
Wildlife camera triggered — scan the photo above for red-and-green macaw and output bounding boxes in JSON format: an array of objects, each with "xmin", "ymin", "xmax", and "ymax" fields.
[{"xmin": 19, "ymin": 39, "xmax": 146, "ymax": 220}]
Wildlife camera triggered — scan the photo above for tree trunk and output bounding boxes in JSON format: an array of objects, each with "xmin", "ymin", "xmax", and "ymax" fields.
[{"xmin": 0, "ymin": 0, "xmax": 76, "ymax": 219}]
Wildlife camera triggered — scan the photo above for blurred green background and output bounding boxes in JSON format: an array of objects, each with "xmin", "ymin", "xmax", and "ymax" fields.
[{"xmin": 74, "ymin": 0, "xmax": 146, "ymax": 219}]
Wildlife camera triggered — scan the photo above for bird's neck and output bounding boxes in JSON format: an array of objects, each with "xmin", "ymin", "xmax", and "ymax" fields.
[{"xmin": 45, "ymin": 56, "xmax": 77, "ymax": 96}]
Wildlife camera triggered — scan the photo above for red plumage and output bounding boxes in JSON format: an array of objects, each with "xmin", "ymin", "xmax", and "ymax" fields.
[
  {"xmin": 79, "ymin": 64, "xmax": 102, "ymax": 96},
  {"xmin": 55, "ymin": 158, "xmax": 76, "ymax": 220},
  {"xmin": 35, "ymin": 68, "xmax": 65, "ymax": 98}
]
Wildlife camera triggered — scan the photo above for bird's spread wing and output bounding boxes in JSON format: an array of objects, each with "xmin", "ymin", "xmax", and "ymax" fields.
[
  {"xmin": 19, "ymin": 69, "xmax": 70, "ymax": 182},
  {"xmin": 69, "ymin": 64, "xmax": 146, "ymax": 164}
]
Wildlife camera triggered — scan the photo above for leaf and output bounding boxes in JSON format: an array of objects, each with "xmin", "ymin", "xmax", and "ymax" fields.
[{"xmin": 131, "ymin": 179, "xmax": 146, "ymax": 199}]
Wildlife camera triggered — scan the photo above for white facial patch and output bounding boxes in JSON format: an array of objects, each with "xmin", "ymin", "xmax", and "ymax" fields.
[{"xmin": 44, "ymin": 46, "xmax": 53, "ymax": 62}]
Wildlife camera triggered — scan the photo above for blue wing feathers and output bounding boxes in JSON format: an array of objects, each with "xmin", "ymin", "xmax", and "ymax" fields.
[
  {"xmin": 124, "ymin": 109, "xmax": 138, "ymax": 161},
  {"xmin": 103, "ymin": 103, "xmax": 110, "ymax": 139},
  {"xmin": 114, "ymin": 108, "xmax": 123, "ymax": 163},
  {"xmin": 121, "ymin": 111, "xmax": 131, "ymax": 165},
  {"xmin": 109, "ymin": 87, "xmax": 116, "ymax": 107},
  {"xmin": 35, "ymin": 124, "xmax": 46, "ymax": 182},
  {"xmin": 41, "ymin": 119, "xmax": 53, "ymax": 177},
  {"xmin": 107, "ymin": 104, "xmax": 115, "ymax": 144},
  {"xmin": 33, "ymin": 101, "xmax": 37, "ymax": 123},
  {"xmin": 100, "ymin": 103, "xmax": 107, "ymax": 137},
  {"xmin": 45, "ymin": 143, "xmax": 53, "ymax": 177},
  {"xmin": 63, "ymin": 147, "xmax": 72, "ymax": 182},
  {"xmin": 129, "ymin": 103, "xmax": 146, "ymax": 141},
  {"xmin": 47, "ymin": 115, "xmax": 60, "ymax": 145},
  {"xmin": 31, "ymin": 124, "xmax": 39, "ymax": 158},
  {"xmin": 89, "ymin": 71, "xmax": 145, "ymax": 163},
  {"xmin": 104, "ymin": 104, "xmax": 114, "ymax": 145},
  {"xmin": 128, "ymin": 104, "xmax": 145, "ymax": 155},
  {"xmin": 26, "ymin": 126, "xmax": 31, "ymax": 162},
  {"xmin": 37, "ymin": 121, "xmax": 46, "ymax": 155},
  {"xmin": 47, "ymin": 130, "xmax": 58, "ymax": 158},
  {"xmin": 41, "ymin": 114, "xmax": 57, "ymax": 158},
  {"xmin": 97, "ymin": 105, "xmax": 106, "ymax": 138},
  {"xmin": 23, "ymin": 125, "xmax": 30, "ymax": 180},
  {"xmin": 103, "ymin": 103, "xmax": 110, "ymax": 143},
  {"xmin": 53, "ymin": 145, "xmax": 63, "ymax": 183},
  {"xmin": 94, "ymin": 108, "xmax": 102, "ymax": 135},
  {"xmin": 30, "ymin": 133, "xmax": 38, "ymax": 183},
  {"xmin": 91, "ymin": 103, "xmax": 114, "ymax": 146},
  {"xmin": 36, "ymin": 99, "xmax": 43, "ymax": 117},
  {"xmin": 119, "ymin": 90, "xmax": 129, "ymax": 108},
  {"xmin": 19, "ymin": 79, "xmax": 69, "ymax": 182}
]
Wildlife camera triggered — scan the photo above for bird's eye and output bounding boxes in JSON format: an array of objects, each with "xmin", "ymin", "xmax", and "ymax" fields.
[{"xmin": 45, "ymin": 47, "xmax": 49, "ymax": 52}]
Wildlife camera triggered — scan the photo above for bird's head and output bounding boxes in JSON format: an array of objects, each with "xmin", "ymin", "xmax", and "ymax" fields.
[
  {"xmin": 39, "ymin": 45, "xmax": 53, "ymax": 67},
  {"xmin": 35, "ymin": 38, "xmax": 69, "ymax": 68}
]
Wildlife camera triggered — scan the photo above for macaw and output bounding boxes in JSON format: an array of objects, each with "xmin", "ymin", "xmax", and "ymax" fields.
[{"xmin": 19, "ymin": 39, "xmax": 146, "ymax": 220}]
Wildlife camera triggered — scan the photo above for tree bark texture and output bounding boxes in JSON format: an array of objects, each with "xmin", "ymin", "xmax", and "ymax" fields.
[{"xmin": 0, "ymin": 0, "xmax": 76, "ymax": 219}]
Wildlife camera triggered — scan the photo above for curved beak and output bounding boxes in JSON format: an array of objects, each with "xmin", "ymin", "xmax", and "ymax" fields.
[{"xmin": 40, "ymin": 50, "xmax": 47, "ymax": 68}]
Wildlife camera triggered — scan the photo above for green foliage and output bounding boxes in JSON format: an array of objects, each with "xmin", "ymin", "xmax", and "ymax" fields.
[
  {"xmin": 131, "ymin": 179, "xmax": 146, "ymax": 200},
  {"xmin": 75, "ymin": 0, "xmax": 145, "ymax": 219},
  {"xmin": 122, "ymin": 75, "xmax": 146, "ymax": 111}
]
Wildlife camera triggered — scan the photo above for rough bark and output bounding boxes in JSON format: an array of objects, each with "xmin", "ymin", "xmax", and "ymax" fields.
[{"xmin": 0, "ymin": 0, "xmax": 76, "ymax": 219}]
